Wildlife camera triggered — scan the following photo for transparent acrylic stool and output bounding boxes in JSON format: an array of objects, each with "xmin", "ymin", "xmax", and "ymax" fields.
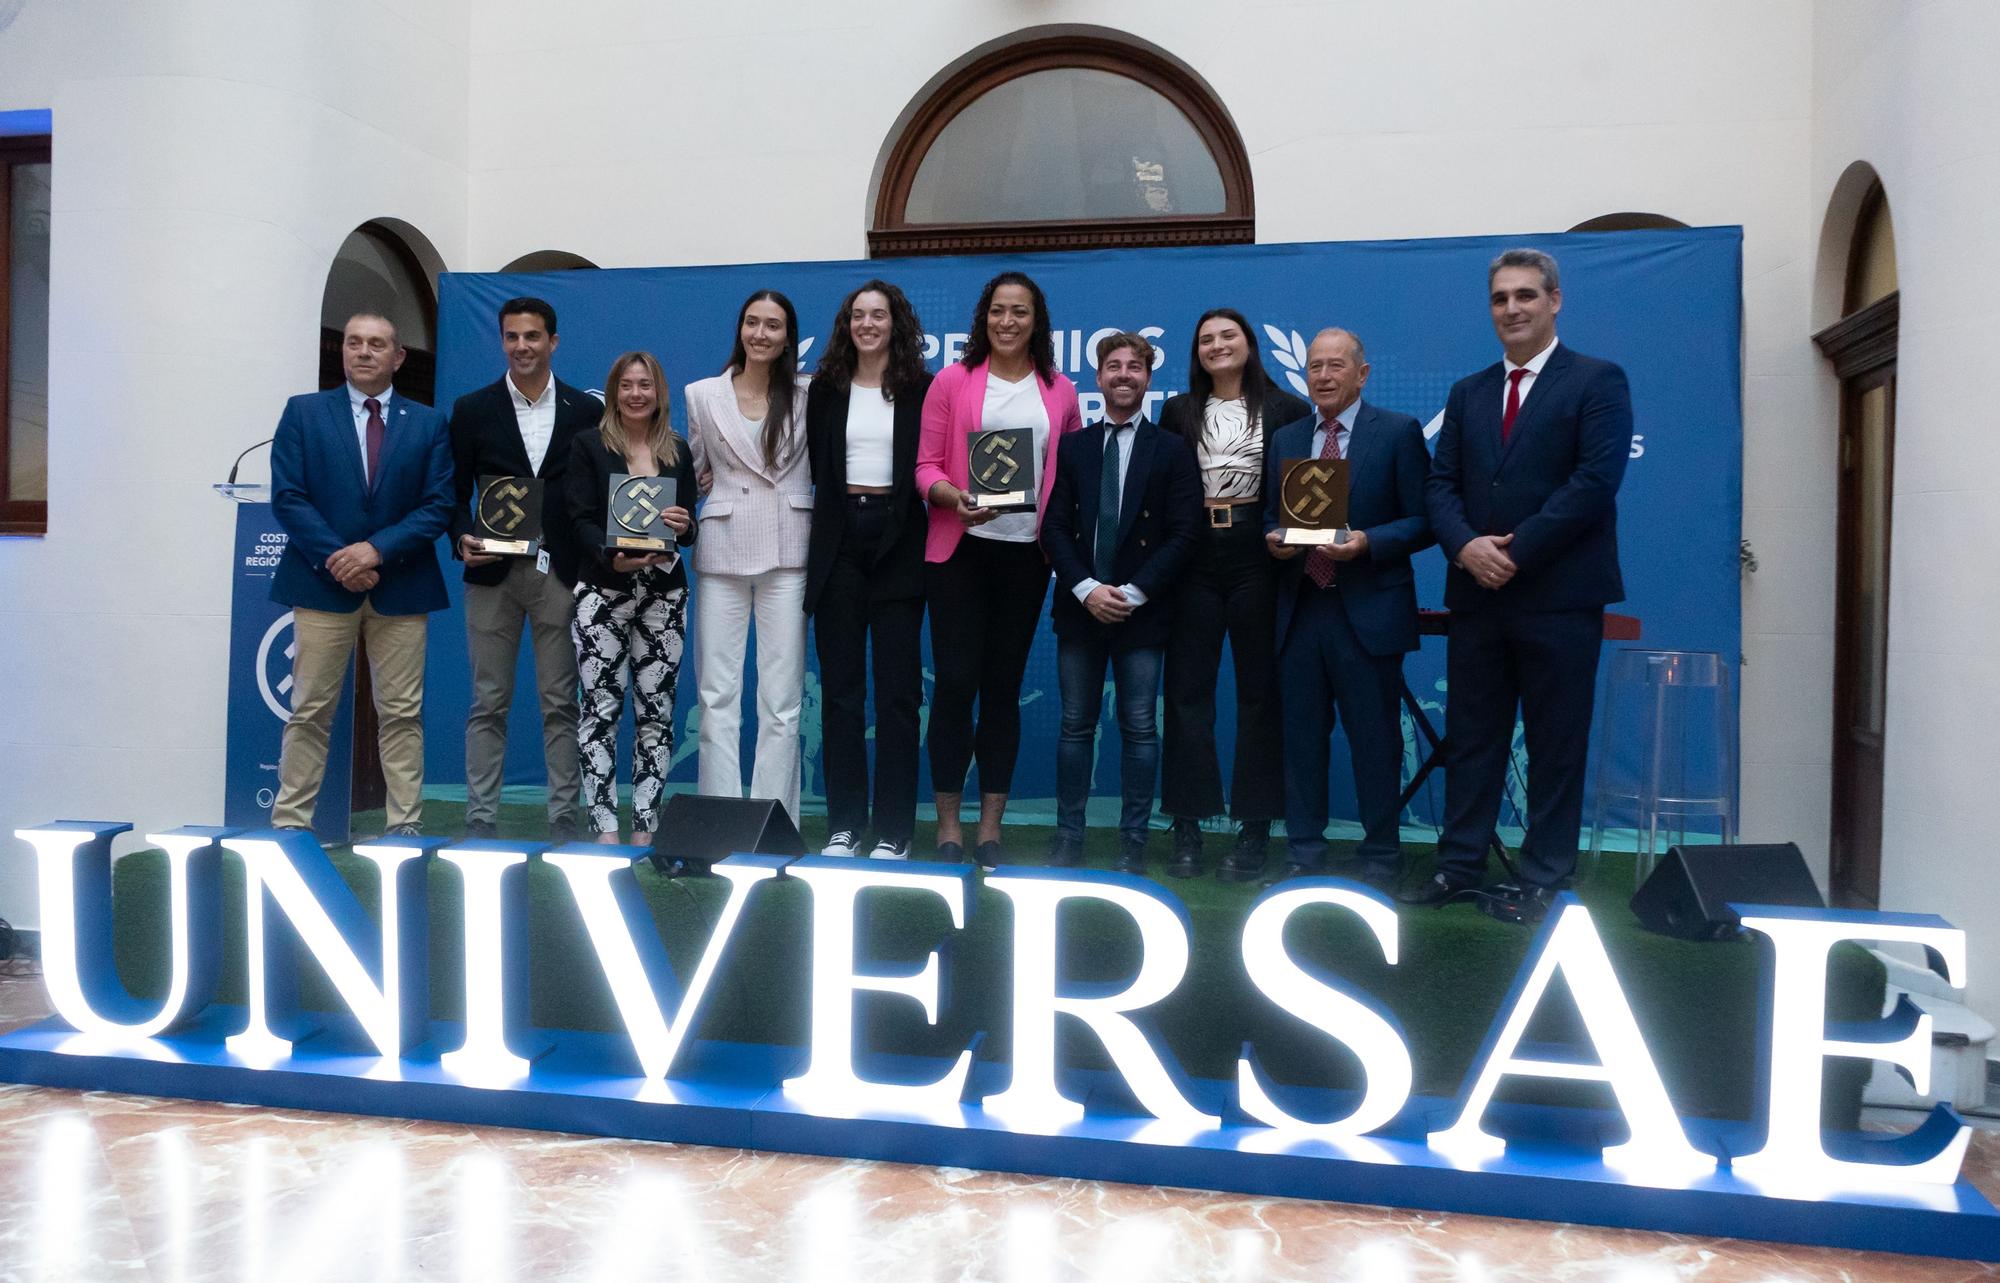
[{"xmin": 1586, "ymin": 649, "xmax": 1737, "ymax": 885}]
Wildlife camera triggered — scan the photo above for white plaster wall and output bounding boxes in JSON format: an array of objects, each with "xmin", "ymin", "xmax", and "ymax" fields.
[
  {"xmin": 0, "ymin": 1, "xmax": 1851, "ymax": 948},
  {"xmin": 1810, "ymin": 1, "xmax": 2000, "ymax": 1006},
  {"xmin": 0, "ymin": 0, "xmax": 471, "ymax": 927}
]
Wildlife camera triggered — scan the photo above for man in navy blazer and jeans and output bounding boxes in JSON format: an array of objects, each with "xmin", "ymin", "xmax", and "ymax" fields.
[
  {"xmin": 269, "ymin": 312, "xmax": 454, "ymax": 836},
  {"xmin": 1415, "ymin": 248, "xmax": 1634, "ymax": 924},
  {"xmin": 1261, "ymin": 329, "xmax": 1433, "ymax": 888},
  {"xmin": 1041, "ymin": 333, "xmax": 1202, "ymax": 872}
]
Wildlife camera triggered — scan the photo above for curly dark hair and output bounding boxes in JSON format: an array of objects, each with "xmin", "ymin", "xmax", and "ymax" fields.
[
  {"xmin": 1179, "ymin": 306, "xmax": 1287, "ymax": 454},
  {"xmin": 814, "ymin": 279, "xmax": 928, "ymax": 402},
  {"xmin": 960, "ymin": 271, "xmax": 1056, "ymax": 385},
  {"xmin": 725, "ymin": 289, "xmax": 801, "ymax": 469}
]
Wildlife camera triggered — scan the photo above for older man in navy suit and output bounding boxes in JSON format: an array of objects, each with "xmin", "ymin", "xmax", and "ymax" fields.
[
  {"xmin": 1041, "ymin": 332, "xmax": 1202, "ymax": 873},
  {"xmin": 268, "ymin": 312, "xmax": 454, "ymax": 836},
  {"xmin": 1259, "ymin": 329, "xmax": 1433, "ymax": 888},
  {"xmin": 1414, "ymin": 248, "xmax": 1634, "ymax": 924}
]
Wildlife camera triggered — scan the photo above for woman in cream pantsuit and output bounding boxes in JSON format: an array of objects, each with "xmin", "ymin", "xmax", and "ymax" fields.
[{"xmin": 685, "ymin": 289, "xmax": 811, "ymax": 825}]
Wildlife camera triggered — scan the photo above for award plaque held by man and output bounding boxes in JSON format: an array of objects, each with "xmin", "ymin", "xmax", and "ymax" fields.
[
  {"xmin": 470, "ymin": 475, "xmax": 544, "ymax": 557},
  {"xmin": 966, "ymin": 427, "xmax": 1038, "ymax": 512},
  {"xmin": 1278, "ymin": 456, "xmax": 1350, "ymax": 546},
  {"xmin": 606, "ymin": 473, "xmax": 676, "ymax": 562}
]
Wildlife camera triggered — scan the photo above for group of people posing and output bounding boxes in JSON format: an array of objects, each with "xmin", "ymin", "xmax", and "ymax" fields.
[{"xmin": 266, "ymin": 245, "xmax": 1631, "ymax": 927}]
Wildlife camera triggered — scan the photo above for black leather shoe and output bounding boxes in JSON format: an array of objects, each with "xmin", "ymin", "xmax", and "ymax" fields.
[
  {"xmin": 974, "ymin": 840, "xmax": 1003, "ymax": 870},
  {"xmin": 1478, "ymin": 882, "xmax": 1557, "ymax": 926},
  {"xmin": 1397, "ymin": 873, "xmax": 1474, "ymax": 907},
  {"xmin": 1354, "ymin": 865, "xmax": 1402, "ymax": 894},
  {"xmin": 550, "ymin": 814, "xmax": 578, "ymax": 845},
  {"xmin": 1260, "ymin": 862, "xmax": 1319, "ymax": 887},
  {"xmin": 1232, "ymin": 820, "xmax": 1270, "ymax": 864},
  {"xmin": 1167, "ymin": 819, "xmax": 1202, "ymax": 878},
  {"xmin": 1117, "ymin": 841, "xmax": 1148, "ymax": 875},
  {"xmin": 1215, "ymin": 849, "xmax": 1267, "ymax": 883},
  {"xmin": 1046, "ymin": 836, "xmax": 1083, "ymax": 868},
  {"xmin": 464, "ymin": 819, "xmax": 498, "ymax": 840}
]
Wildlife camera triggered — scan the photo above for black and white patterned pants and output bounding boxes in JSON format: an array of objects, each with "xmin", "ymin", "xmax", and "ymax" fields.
[{"xmin": 572, "ymin": 572, "xmax": 688, "ymax": 834}]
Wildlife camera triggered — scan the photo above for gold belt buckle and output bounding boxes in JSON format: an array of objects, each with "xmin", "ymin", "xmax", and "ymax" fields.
[{"xmin": 1209, "ymin": 506, "xmax": 1232, "ymax": 529}]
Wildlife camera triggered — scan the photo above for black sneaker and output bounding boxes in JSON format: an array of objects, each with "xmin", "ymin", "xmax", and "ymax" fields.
[{"xmin": 822, "ymin": 830, "xmax": 860, "ymax": 857}]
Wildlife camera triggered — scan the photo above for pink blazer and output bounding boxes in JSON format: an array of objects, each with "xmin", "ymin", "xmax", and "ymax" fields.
[{"xmin": 914, "ymin": 360, "xmax": 1084, "ymax": 564}]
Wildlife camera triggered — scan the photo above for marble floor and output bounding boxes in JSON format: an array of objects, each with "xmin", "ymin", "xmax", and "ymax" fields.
[{"xmin": 0, "ymin": 974, "xmax": 1994, "ymax": 1282}]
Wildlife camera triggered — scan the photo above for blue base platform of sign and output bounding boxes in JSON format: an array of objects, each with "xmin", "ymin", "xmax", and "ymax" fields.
[{"xmin": 2, "ymin": 1010, "xmax": 1994, "ymax": 1262}]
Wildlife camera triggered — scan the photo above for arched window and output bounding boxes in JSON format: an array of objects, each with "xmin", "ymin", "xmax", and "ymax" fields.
[
  {"xmin": 871, "ymin": 35, "xmax": 1252, "ymax": 256},
  {"xmin": 1811, "ymin": 171, "xmax": 1897, "ymax": 908},
  {"xmin": 499, "ymin": 250, "xmax": 599, "ymax": 272},
  {"xmin": 319, "ymin": 220, "xmax": 442, "ymax": 406},
  {"xmin": 1568, "ymin": 212, "xmax": 1690, "ymax": 233}
]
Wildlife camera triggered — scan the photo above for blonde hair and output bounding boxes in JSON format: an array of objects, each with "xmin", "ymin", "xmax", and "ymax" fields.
[{"xmin": 597, "ymin": 351, "xmax": 680, "ymax": 468}]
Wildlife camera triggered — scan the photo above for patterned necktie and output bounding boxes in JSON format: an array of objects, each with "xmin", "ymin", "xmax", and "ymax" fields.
[
  {"xmin": 364, "ymin": 397, "xmax": 386, "ymax": 491},
  {"xmin": 1306, "ymin": 419, "xmax": 1343, "ymax": 589},
  {"xmin": 1501, "ymin": 367, "xmax": 1528, "ymax": 445},
  {"xmin": 1095, "ymin": 427, "xmax": 1121, "ymax": 583}
]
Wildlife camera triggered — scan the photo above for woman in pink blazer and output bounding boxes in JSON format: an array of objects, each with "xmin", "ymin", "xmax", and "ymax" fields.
[{"xmin": 915, "ymin": 271, "xmax": 1082, "ymax": 867}]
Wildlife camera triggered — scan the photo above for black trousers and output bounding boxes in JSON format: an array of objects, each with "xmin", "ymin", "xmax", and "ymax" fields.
[
  {"xmin": 924, "ymin": 535, "xmax": 1050, "ymax": 795},
  {"xmin": 814, "ymin": 497, "xmax": 924, "ymax": 844},
  {"xmin": 1436, "ymin": 605, "xmax": 1604, "ymax": 889},
  {"xmin": 1160, "ymin": 517, "xmax": 1285, "ymax": 821}
]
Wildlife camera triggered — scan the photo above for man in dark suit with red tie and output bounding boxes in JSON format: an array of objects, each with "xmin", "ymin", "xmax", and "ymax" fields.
[
  {"xmin": 269, "ymin": 312, "xmax": 454, "ymax": 836},
  {"xmin": 1261, "ymin": 329, "xmax": 1433, "ymax": 889},
  {"xmin": 447, "ymin": 297, "xmax": 598, "ymax": 841},
  {"xmin": 1412, "ymin": 249, "xmax": 1634, "ymax": 923}
]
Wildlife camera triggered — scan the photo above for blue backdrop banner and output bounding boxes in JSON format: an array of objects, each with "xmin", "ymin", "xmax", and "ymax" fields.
[{"xmin": 425, "ymin": 228, "xmax": 1743, "ymax": 833}]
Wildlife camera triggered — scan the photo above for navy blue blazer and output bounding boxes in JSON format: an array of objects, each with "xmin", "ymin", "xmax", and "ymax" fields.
[
  {"xmin": 269, "ymin": 386, "xmax": 455, "ymax": 616},
  {"xmin": 1264, "ymin": 402, "xmax": 1434, "ymax": 657},
  {"xmin": 1426, "ymin": 343, "xmax": 1632, "ymax": 613},
  {"xmin": 1040, "ymin": 419, "xmax": 1203, "ymax": 651}
]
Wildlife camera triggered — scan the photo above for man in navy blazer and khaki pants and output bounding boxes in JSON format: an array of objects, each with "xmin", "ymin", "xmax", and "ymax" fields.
[
  {"xmin": 1262, "ymin": 329, "xmax": 1433, "ymax": 887},
  {"xmin": 1415, "ymin": 249, "xmax": 1634, "ymax": 923},
  {"xmin": 1041, "ymin": 333, "xmax": 1201, "ymax": 872},
  {"xmin": 269, "ymin": 312, "xmax": 454, "ymax": 834}
]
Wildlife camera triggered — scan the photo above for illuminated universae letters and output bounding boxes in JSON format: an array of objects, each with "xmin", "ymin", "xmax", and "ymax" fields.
[{"xmin": 4, "ymin": 820, "xmax": 1996, "ymax": 1261}]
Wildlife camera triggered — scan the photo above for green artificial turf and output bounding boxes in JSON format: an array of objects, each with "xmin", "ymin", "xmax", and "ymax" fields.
[{"xmin": 105, "ymin": 799, "xmax": 1880, "ymax": 1127}]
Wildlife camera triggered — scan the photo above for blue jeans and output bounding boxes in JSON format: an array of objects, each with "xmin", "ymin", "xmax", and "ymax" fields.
[{"xmin": 1055, "ymin": 635, "xmax": 1164, "ymax": 844}]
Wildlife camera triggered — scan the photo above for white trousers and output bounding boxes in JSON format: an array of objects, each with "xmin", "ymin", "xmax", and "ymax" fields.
[{"xmin": 695, "ymin": 567, "xmax": 806, "ymax": 825}]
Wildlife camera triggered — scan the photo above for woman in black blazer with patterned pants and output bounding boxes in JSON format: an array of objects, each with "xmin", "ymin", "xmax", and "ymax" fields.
[{"xmin": 565, "ymin": 351, "xmax": 698, "ymax": 844}]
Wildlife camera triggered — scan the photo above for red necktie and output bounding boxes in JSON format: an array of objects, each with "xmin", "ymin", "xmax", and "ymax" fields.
[
  {"xmin": 1501, "ymin": 368, "xmax": 1528, "ymax": 445},
  {"xmin": 1306, "ymin": 420, "xmax": 1343, "ymax": 589},
  {"xmin": 365, "ymin": 397, "xmax": 386, "ymax": 491}
]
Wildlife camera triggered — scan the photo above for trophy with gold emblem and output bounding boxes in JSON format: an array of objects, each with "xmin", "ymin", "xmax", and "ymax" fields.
[
  {"xmin": 471, "ymin": 475, "xmax": 543, "ymax": 557},
  {"xmin": 1277, "ymin": 457, "xmax": 1350, "ymax": 546},
  {"xmin": 607, "ymin": 473, "xmax": 675, "ymax": 559},
  {"xmin": 966, "ymin": 428, "xmax": 1037, "ymax": 512}
]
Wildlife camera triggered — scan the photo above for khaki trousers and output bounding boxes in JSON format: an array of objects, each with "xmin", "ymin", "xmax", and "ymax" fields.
[
  {"xmin": 272, "ymin": 601, "xmax": 428, "ymax": 830},
  {"xmin": 463, "ymin": 558, "xmax": 582, "ymax": 825}
]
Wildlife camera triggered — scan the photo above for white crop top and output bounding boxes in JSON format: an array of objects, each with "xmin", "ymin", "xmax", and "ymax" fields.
[{"xmin": 844, "ymin": 384, "xmax": 895, "ymax": 486}]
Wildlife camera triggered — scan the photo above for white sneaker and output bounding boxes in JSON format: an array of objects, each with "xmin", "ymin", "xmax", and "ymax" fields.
[
  {"xmin": 871, "ymin": 839, "xmax": 910, "ymax": 861},
  {"xmin": 822, "ymin": 830, "xmax": 859, "ymax": 857}
]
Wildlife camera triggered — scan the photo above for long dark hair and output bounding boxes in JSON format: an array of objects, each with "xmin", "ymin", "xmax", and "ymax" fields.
[
  {"xmin": 1182, "ymin": 307, "xmax": 1284, "ymax": 453},
  {"xmin": 814, "ymin": 279, "xmax": 927, "ymax": 402},
  {"xmin": 726, "ymin": 289, "xmax": 801, "ymax": 468},
  {"xmin": 960, "ymin": 271, "xmax": 1056, "ymax": 385}
]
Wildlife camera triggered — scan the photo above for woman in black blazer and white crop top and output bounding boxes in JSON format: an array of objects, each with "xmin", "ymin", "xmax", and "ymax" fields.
[
  {"xmin": 565, "ymin": 350, "xmax": 697, "ymax": 845},
  {"xmin": 803, "ymin": 280, "xmax": 933, "ymax": 860}
]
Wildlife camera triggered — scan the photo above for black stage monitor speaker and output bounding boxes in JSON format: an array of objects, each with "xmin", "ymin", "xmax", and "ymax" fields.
[
  {"xmin": 650, "ymin": 794, "xmax": 803, "ymax": 874},
  {"xmin": 1630, "ymin": 842, "xmax": 1825, "ymax": 941}
]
